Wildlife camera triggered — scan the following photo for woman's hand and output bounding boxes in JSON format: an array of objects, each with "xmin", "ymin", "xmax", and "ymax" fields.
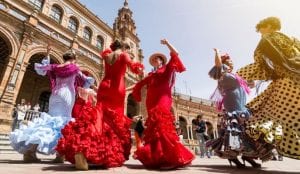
[
  {"xmin": 213, "ymin": 48, "xmax": 222, "ymax": 67},
  {"xmin": 160, "ymin": 39, "xmax": 169, "ymax": 45},
  {"xmin": 213, "ymin": 48, "xmax": 220, "ymax": 54},
  {"xmin": 160, "ymin": 38, "xmax": 178, "ymax": 54}
]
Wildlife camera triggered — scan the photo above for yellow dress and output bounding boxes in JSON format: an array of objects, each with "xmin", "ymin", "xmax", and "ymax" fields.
[{"xmin": 237, "ymin": 32, "xmax": 300, "ymax": 160}]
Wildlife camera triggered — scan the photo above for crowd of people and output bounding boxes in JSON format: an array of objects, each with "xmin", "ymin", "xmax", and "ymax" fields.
[{"xmin": 8, "ymin": 16, "xmax": 299, "ymax": 170}]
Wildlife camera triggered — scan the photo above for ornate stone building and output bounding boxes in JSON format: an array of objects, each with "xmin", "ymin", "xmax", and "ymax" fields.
[
  {"xmin": 0, "ymin": 0, "xmax": 219, "ymax": 150},
  {"xmin": 0, "ymin": 0, "xmax": 143, "ymax": 133},
  {"xmin": 172, "ymin": 93, "xmax": 219, "ymax": 150}
]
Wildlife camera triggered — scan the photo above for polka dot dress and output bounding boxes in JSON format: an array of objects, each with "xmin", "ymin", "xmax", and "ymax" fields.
[{"xmin": 237, "ymin": 50, "xmax": 300, "ymax": 160}]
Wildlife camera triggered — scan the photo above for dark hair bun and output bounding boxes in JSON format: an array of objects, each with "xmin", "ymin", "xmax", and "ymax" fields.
[
  {"xmin": 63, "ymin": 50, "xmax": 76, "ymax": 62},
  {"xmin": 110, "ymin": 40, "xmax": 122, "ymax": 51}
]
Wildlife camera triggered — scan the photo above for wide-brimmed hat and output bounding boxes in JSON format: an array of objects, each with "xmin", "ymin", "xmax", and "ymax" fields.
[{"xmin": 149, "ymin": 53, "xmax": 167, "ymax": 66}]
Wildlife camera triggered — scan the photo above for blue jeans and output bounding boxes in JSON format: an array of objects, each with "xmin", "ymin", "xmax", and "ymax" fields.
[{"xmin": 196, "ymin": 133, "xmax": 210, "ymax": 158}]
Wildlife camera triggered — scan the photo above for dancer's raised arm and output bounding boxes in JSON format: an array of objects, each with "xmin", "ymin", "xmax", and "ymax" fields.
[
  {"xmin": 213, "ymin": 48, "xmax": 222, "ymax": 67},
  {"xmin": 161, "ymin": 39, "xmax": 178, "ymax": 54}
]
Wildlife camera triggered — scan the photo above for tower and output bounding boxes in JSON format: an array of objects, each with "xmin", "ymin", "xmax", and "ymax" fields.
[
  {"xmin": 113, "ymin": 0, "xmax": 137, "ymax": 38},
  {"xmin": 113, "ymin": 0, "xmax": 143, "ymax": 63}
]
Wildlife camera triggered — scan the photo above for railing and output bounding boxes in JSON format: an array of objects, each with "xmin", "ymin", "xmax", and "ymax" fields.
[
  {"xmin": 11, "ymin": 109, "xmax": 41, "ymax": 130},
  {"xmin": 14, "ymin": 109, "xmax": 41, "ymax": 122},
  {"xmin": 23, "ymin": 110, "xmax": 41, "ymax": 121}
]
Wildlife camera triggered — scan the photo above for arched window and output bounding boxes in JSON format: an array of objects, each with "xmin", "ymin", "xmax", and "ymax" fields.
[
  {"xmin": 50, "ymin": 5, "xmax": 63, "ymax": 23},
  {"xmin": 96, "ymin": 36, "xmax": 104, "ymax": 50},
  {"xmin": 83, "ymin": 27, "xmax": 92, "ymax": 42},
  {"xmin": 68, "ymin": 16, "xmax": 79, "ymax": 33},
  {"xmin": 28, "ymin": 0, "xmax": 44, "ymax": 11}
]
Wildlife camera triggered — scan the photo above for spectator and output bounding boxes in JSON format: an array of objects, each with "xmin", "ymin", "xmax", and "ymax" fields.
[
  {"xmin": 193, "ymin": 114, "xmax": 210, "ymax": 158},
  {"xmin": 133, "ymin": 115, "xmax": 145, "ymax": 149},
  {"xmin": 12, "ymin": 99, "xmax": 27, "ymax": 130},
  {"xmin": 33, "ymin": 104, "xmax": 40, "ymax": 112}
]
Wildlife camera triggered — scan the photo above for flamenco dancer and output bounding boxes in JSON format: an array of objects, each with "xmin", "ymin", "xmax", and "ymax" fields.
[
  {"xmin": 56, "ymin": 40, "xmax": 144, "ymax": 170},
  {"xmin": 207, "ymin": 48, "xmax": 262, "ymax": 168},
  {"xmin": 237, "ymin": 17, "xmax": 300, "ymax": 161},
  {"xmin": 130, "ymin": 39, "xmax": 194, "ymax": 169},
  {"xmin": 10, "ymin": 45, "xmax": 94, "ymax": 163}
]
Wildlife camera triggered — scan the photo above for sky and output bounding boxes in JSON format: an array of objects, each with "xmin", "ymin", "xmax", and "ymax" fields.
[{"xmin": 79, "ymin": 0, "xmax": 300, "ymax": 100}]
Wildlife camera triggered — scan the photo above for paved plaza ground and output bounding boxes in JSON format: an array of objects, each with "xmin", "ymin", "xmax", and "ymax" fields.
[{"xmin": 0, "ymin": 153, "xmax": 299, "ymax": 174}]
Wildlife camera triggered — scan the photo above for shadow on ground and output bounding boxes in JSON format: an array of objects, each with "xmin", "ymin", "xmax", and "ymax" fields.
[
  {"xmin": 190, "ymin": 164, "xmax": 300, "ymax": 174},
  {"xmin": 125, "ymin": 163, "xmax": 187, "ymax": 172}
]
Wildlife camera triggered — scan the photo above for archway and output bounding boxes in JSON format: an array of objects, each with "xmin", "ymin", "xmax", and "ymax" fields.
[
  {"xmin": 0, "ymin": 34, "xmax": 11, "ymax": 88},
  {"xmin": 179, "ymin": 116, "xmax": 188, "ymax": 139},
  {"xmin": 16, "ymin": 54, "xmax": 59, "ymax": 111},
  {"xmin": 126, "ymin": 93, "xmax": 138, "ymax": 119}
]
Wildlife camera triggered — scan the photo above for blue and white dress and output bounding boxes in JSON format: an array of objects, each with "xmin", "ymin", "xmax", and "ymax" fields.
[
  {"xmin": 207, "ymin": 65, "xmax": 252, "ymax": 159},
  {"xmin": 10, "ymin": 57, "xmax": 94, "ymax": 155}
]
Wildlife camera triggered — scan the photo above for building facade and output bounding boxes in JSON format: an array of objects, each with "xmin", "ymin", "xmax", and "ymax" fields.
[
  {"xmin": 0, "ymin": 0, "xmax": 143, "ymax": 133},
  {"xmin": 0, "ymin": 0, "xmax": 219, "ymax": 150},
  {"xmin": 172, "ymin": 93, "xmax": 219, "ymax": 150}
]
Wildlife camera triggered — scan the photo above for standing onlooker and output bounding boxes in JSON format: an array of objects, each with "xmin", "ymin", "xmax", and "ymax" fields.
[
  {"xmin": 33, "ymin": 104, "xmax": 40, "ymax": 112},
  {"xmin": 193, "ymin": 114, "xmax": 210, "ymax": 158},
  {"xmin": 12, "ymin": 99, "xmax": 27, "ymax": 131},
  {"xmin": 25, "ymin": 102, "xmax": 32, "ymax": 111},
  {"xmin": 177, "ymin": 128, "xmax": 184, "ymax": 144},
  {"xmin": 133, "ymin": 115, "xmax": 145, "ymax": 149}
]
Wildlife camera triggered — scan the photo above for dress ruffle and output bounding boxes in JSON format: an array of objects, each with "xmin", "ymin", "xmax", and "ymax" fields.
[
  {"xmin": 206, "ymin": 110, "xmax": 279, "ymax": 161},
  {"xmin": 129, "ymin": 63, "xmax": 144, "ymax": 74},
  {"xmin": 169, "ymin": 52, "xmax": 186, "ymax": 73},
  {"xmin": 246, "ymin": 119, "xmax": 282, "ymax": 144},
  {"xmin": 56, "ymin": 102, "xmax": 132, "ymax": 168},
  {"xmin": 100, "ymin": 49, "xmax": 112, "ymax": 58},
  {"xmin": 9, "ymin": 113, "xmax": 71, "ymax": 155},
  {"xmin": 134, "ymin": 106, "xmax": 194, "ymax": 169},
  {"xmin": 208, "ymin": 66, "xmax": 223, "ymax": 80}
]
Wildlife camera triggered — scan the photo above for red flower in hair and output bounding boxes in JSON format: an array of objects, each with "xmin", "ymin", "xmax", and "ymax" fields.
[{"xmin": 221, "ymin": 53, "xmax": 231, "ymax": 63}]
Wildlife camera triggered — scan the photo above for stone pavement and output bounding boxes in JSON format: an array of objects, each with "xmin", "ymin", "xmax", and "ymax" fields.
[{"xmin": 0, "ymin": 153, "xmax": 299, "ymax": 174}]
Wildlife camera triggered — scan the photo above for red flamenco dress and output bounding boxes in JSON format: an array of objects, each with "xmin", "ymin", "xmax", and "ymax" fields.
[
  {"xmin": 132, "ymin": 52, "xmax": 195, "ymax": 169},
  {"xmin": 72, "ymin": 87, "xmax": 96, "ymax": 119},
  {"xmin": 56, "ymin": 49, "xmax": 143, "ymax": 168}
]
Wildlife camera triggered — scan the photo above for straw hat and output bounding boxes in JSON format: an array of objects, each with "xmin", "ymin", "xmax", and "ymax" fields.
[{"xmin": 149, "ymin": 53, "xmax": 167, "ymax": 66}]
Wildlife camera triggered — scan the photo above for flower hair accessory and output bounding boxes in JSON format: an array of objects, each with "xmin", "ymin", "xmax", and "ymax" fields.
[{"xmin": 221, "ymin": 53, "xmax": 231, "ymax": 63}]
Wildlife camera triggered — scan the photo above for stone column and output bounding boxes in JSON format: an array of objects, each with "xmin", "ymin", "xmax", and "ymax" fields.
[
  {"xmin": 186, "ymin": 126, "xmax": 190, "ymax": 140},
  {"xmin": 189, "ymin": 125, "xmax": 194, "ymax": 140},
  {"xmin": 0, "ymin": 22, "xmax": 35, "ymax": 133},
  {"xmin": 0, "ymin": 56, "xmax": 17, "ymax": 96}
]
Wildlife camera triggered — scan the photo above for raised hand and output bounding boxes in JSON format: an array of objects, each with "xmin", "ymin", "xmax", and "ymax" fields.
[
  {"xmin": 160, "ymin": 39, "xmax": 178, "ymax": 54},
  {"xmin": 213, "ymin": 48, "xmax": 220, "ymax": 53},
  {"xmin": 160, "ymin": 39, "xmax": 169, "ymax": 45}
]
